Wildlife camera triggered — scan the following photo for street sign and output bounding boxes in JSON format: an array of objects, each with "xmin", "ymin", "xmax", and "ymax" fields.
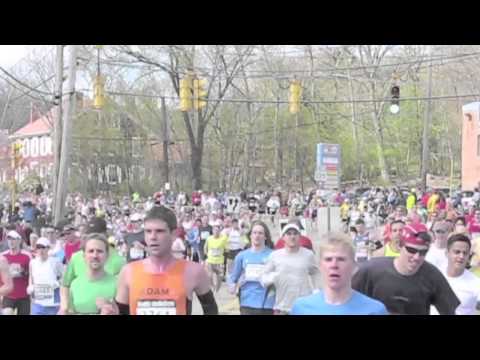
[{"xmin": 316, "ymin": 143, "xmax": 341, "ymax": 189}]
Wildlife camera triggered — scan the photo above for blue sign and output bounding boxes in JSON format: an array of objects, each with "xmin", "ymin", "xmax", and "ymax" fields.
[{"xmin": 315, "ymin": 143, "xmax": 341, "ymax": 189}]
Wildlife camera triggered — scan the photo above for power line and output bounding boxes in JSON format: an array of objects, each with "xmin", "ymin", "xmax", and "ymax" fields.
[
  {"xmin": 100, "ymin": 51, "xmax": 480, "ymax": 80},
  {"xmin": 102, "ymin": 89, "xmax": 480, "ymax": 105},
  {"xmin": 0, "ymin": 65, "xmax": 53, "ymax": 96}
]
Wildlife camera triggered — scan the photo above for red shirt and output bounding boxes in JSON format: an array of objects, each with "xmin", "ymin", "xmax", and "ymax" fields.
[
  {"xmin": 468, "ymin": 220, "xmax": 480, "ymax": 234},
  {"xmin": 192, "ymin": 192, "xmax": 201, "ymax": 206},
  {"xmin": 175, "ymin": 227, "xmax": 186, "ymax": 240},
  {"xmin": 2, "ymin": 251, "xmax": 30, "ymax": 299},
  {"xmin": 275, "ymin": 235, "xmax": 314, "ymax": 251},
  {"xmin": 64, "ymin": 237, "xmax": 82, "ymax": 263}
]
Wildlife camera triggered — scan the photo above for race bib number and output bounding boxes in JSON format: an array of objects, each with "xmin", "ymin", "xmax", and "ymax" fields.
[
  {"xmin": 136, "ymin": 300, "xmax": 177, "ymax": 315},
  {"xmin": 35, "ymin": 285, "xmax": 54, "ymax": 301},
  {"xmin": 130, "ymin": 247, "xmax": 145, "ymax": 260},
  {"xmin": 355, "ymin": 242, "xmax": 368, "ymax": 260},
  {"xmin": 245, "ymin": 264, "xmax": 265, "ymax": 281},
  {"xmin": 9, "ymin": 263, "xmax": 23, "ymax": 278},
  {"xmin": 210, "ymin": 248, "xmax": 223, "ymax": 257},
  {"xmin": 201, "ymin": 231, "xmax": 210, "ymax": 240}
]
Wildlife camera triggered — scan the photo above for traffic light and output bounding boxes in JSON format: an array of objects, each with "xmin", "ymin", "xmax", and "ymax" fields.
[
  {"xmin": 193, "ymin": 78, "xmax": 207, "ymax": 110},
  {"xmin": 179, "ymin": 76, "xmax": 193, "ymax": 112},
  {"xmin": 11, "ymin": 143, "xmax": 22, "ymax": 169},
  {"xmin": 93, "ymin": 75, "xmax": 105, "ymax": 109},
  {"xmin": 289, "ymin": 80, "xmax": 302, "ymax": 114},
  {"xmin": 390, "ymin": 85, "xmax": 400, "ymax": 114}
]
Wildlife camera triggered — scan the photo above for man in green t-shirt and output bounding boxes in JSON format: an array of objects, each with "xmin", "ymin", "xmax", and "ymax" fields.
[
  {"xmin": 58, "ymin": 217, "xmax": 125, "ymax": 314},
  {"xmin": 68, "ymin": 233, "xmax": 117, "ymax": 314}
]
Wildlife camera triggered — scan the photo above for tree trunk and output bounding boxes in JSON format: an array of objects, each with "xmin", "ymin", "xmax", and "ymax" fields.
[{"xmin": 370, "ymin": 82, "xmax": 389, "ymax": 183}]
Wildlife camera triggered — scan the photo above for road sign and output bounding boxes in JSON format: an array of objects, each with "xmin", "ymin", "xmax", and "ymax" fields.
[{"xmin": 316, "ymin": 143, "xmax": 341, "ymax": 190}]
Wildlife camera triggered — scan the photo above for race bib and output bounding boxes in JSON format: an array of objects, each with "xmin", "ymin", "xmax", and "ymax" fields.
[
  {"xmin": 244, "ymin": 264, "xmax": 265, "ymax": 281},
  {"xmin": 9, "ymin": 263, "xmax": 23, "ymax": 278},
  {"xmin": 201, "ymin": 231, "xmax": 210, "ymax": 240},
  {"xmin": 35, "ymin": 284, "xmax": 54, "ymax": 300},
  {"xmin": 355, "ymin": 242, "xmax": 368, "ymax": 260},
  {"xmin": 130, "ymin": 247, "xmax": 145, "ymax": 260},
  {"xmin": 210, "ymin": 248, "xmax": 223, "ymax": 257},
  {"xmin": 136, "ymin": 300, "xmax": 177, "ymax": 315}
]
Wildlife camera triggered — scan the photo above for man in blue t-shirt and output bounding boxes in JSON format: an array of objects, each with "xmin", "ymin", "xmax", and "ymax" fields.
[{"xmin": 290, "ymin": 233, "xmax": 388, "ymax": 315}]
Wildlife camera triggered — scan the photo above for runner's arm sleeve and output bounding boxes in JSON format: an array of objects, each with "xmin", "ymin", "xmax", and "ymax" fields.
[
  {"xmin": 197, "ymin": 290, "xmax": 218, "ymax": 315},
  {"xmin": 227, "ymin": 253, "xmax": 243, "ymax": 285},
  {"xmin": 62, "ymin": 259, "xmax": 75, "ymax": 287},
  {"xmin": 115, "ymin": 300, "xmax": 130, "ymax": 315},
  {"xmin": 260, "ymin": 256, "xmax": 277, "ymax": 287},
  {"xmin": 432, "ymin": 270, "xmax": 461, "ymax": 315}
]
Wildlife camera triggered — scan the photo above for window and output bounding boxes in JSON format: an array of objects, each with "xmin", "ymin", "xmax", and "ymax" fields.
[
  {"xmin": 107, "ymin": 165, "xmax": 119, "ymax": 184},
  {"xmin": 45, "ymin": 137, "xmax": 52, "ymax": 155},
  {"xmin": 39, "ymin": 137, "xmax": 46, "ymax": 156},
  {"xmin": 31, "ymin": 137, "xmax": 38, "ymax": 157}
]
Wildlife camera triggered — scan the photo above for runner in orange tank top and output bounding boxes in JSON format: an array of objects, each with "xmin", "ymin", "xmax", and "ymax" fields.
[{"xmin": 110, "ymin": 205, "xmax": 218, "ymax": 315}]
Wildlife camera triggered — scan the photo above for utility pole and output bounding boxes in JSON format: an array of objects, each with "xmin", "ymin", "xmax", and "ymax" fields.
[
  {"xmin": 348, "ymin": 69, "xmax": 360, "ymax": 180},
  {"xmin": 421, "ymin": 46, "xmax": 434, "ymax": 191},
  {"xmin": 54, "ymin": 45, "xmax": 77, "ymax": 225},
  {"xmin": 274, "ymin": 96, "xmax": 279, "ymax": 186},
  {"xmin": 161, "ymin": 96, "xmax": 170, "ymax": 185},
  {"xmin": 52, "ymin": 45, "xmax": 64, "ymax": 216}
]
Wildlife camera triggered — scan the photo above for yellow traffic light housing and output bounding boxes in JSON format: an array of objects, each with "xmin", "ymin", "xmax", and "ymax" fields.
[
  {"xmin": 179, "ymin": 76, "xmax": 193, "ymax": 112},
  {"xmin": 194, "ymin": 78, "xmax": 207, "ymax": 110},
  {"xmin": 289, "ymin": 80, "xmax": 302, "ymax": 114},
  {"xmin": 93, "ymin": 75, "xmax": 105, "ymax": 109}
]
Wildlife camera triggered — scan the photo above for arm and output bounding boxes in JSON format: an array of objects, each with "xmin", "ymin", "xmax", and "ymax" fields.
[
  {"xmin": 193, "ymin": 265, "xmax": 218, "ymax": 315},
  {"xmin": 114, "ymin": 265, "xmax": 130, "ymax": 315},
  {"xmin": 203, "ymin": 239, "xmax": 209, "ymax": 258},
  {"xmin": 227, "ymin": 253, "xmax": 243, "ymax": 294},
  {"xmin": 431, "ymin": 269, "xmax": 461, "ymax": 315},
  {"xmin": 58, "ymin": 257, "xmax": 76, "ymax": 314},
  {"xmin": 260, "ymin": 254, "xmax": 277, "ymax": 287},
  {"xmin": 0, "ymin": 256, "xmax": 13, "ymax": 297},
  {"xmin": 308, "ymin": 252, "xmax": 322, "ymax": 290},
  {"xmin": 27, "ymin": 262, "xmax": 34, "ymax": 296},
  {"xmin": 371, "ymin": 247, "xmax": 385, "ymax": 258}
]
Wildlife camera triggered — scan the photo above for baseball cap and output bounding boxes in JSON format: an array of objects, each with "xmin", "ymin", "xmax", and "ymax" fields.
[
  {"xmin": 282, "ymin": 223, "xmax": 301, "ymax": 236},
  {"xmin": 36, "ymin": 237, "xmax": 51, "ymax": 248},
  {"xmin": 402, "ymin": 223, "xmax": 431, "ymax": 246},
  {"xmin": 6, "ymin": 230, "xmax": 21, "ymax": 240},
  {"xmin": 86, "ymin": 217, "xmax": 107, "ymax": 234}
]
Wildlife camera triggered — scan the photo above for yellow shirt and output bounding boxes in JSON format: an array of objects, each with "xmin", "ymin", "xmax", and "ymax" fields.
[
  {"xmin": 384, "ymin": 243, "xmax": 400, "ymax": 257},
  {"xmin": 427, "ymin": 194, "xmax": 439, "ymax": 214},
  {"xmin": 340, "ymin": 204, "xmax": 350, "ymax": 219},
  {"xmin": 205, "ymin": 235, "xmax": 228, "ymax": 265},
  {"xmin": 471, "ymin": 267, "xmax": 480, "ymax": 278}
]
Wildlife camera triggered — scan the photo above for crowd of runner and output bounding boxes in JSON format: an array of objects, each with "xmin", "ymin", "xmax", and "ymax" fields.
[{"xmin": 0, "ymin": 184, "xmax": 479, "ymax": 315}]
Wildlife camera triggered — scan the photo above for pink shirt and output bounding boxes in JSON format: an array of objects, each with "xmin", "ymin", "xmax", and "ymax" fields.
[
  {"xmin": 64, "ymin": 238, "xmax": 82, "ymax": 263},
  {"xmin": 2, "ymin": 251, "xmax": 30, "ymax": 299}
]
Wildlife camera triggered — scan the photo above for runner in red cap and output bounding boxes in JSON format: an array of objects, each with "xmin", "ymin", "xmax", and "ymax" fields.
[{"xmin": 352, "ymin": 222, "xmax": 460, "ymax": 314}]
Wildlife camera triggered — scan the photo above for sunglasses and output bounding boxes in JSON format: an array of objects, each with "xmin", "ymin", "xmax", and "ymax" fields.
[
  {"xmin": 35, "ymin": 245, "xmax": 47, "ymax": 250},
  {"xmin": 434, "ymin": 230, "xmax": 447, "ymax": 234},
  {"xmin": 404, "ymin": 246, "xmax": 428, "ymax": 257}
]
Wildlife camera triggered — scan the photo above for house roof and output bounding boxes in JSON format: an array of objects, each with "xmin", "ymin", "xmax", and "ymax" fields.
[{"xmin": 10, "ymin": 113, "xmax": 53, "ymax": 138}]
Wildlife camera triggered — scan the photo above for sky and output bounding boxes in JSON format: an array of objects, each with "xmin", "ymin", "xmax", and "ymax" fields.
[{"xmin": 0, "ymin": 45, "xmax": 30, "ymax": 68}]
